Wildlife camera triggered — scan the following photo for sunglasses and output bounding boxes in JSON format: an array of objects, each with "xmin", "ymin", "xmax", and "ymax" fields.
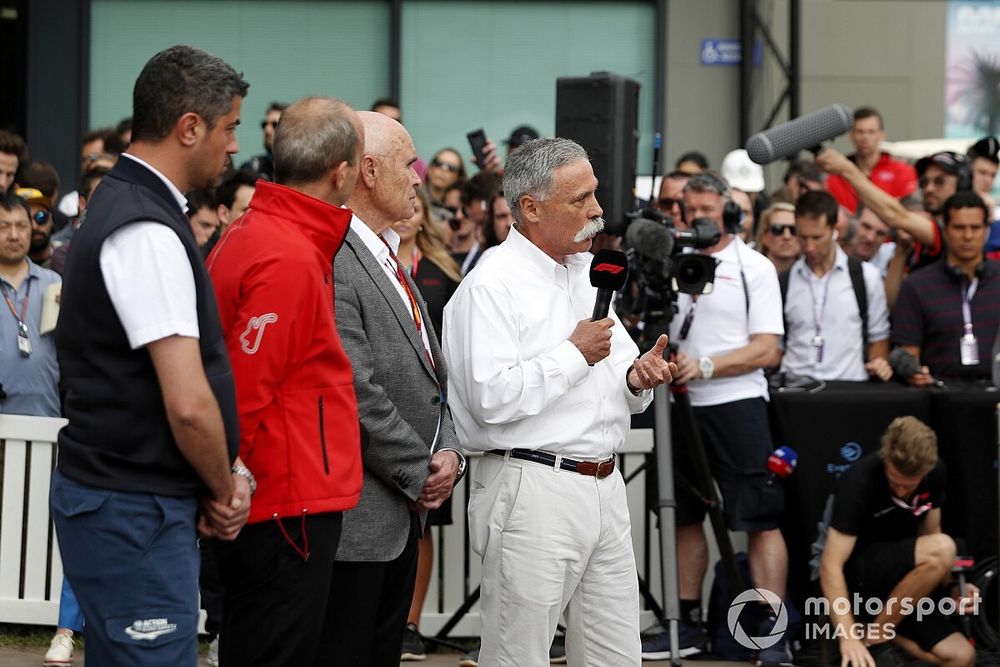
[
  {"xmin": 657, "ymin": 197, "xmax": 681, "ymax": 210},
  {"xmin": 768, "ymin": 224, "xmax": 794, "ymax": 236},
  {"xmin": 919, "ymin": 175, "xmax": 953, "ymax": 189},
  {"xmin": 431, "ymin": 159, "xmax": 461, "ymax": 173},
  {"xmin": 261, "ymin": 120, "xmax": 279, "ymax": 130},
  {"xmin": 32, "ymin": 210, "xmax": 51, "ymax": 226}
]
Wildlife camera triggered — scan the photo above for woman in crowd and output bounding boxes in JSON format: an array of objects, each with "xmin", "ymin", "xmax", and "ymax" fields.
[
  {"xmin": 756, "ymin": 201, "xmax": 801, "ymax": 273},
  {"xmin": 424, "ymin": 147, "xmax": 466, "ymax": 208}
]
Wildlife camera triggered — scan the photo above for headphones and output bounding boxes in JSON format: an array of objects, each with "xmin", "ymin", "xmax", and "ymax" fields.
[
  {"xmin": 685, "ymin": 170, "xmax": 744, "ymax": 234},
  {"xmin": 921, "ymin": 152, "xmax": 973, "ymax": 192},
  {"xmin": 723, "ymin": 200, "xmax": 743, "ymax": 234},
  {"xmin": 956, "ymin": 154, "xmax": 973, "ymax": 192},
  {"xmin": 945, "ymin": 261, "xmax": 987, "ymax": 282}
]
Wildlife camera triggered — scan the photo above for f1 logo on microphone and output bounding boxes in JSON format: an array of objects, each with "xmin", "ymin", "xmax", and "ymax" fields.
[{"xmin": 593, "ymin": 263, "xmax": 626, "ymax": 274}]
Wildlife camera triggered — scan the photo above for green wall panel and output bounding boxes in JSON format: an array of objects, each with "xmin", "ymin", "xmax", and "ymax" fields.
[
  {"xmin": 90, "ymin": 0, "xmax": 390, "ymax": 165},
  {"xmin": 400, "ymin": 1, "xmax": 656, "ymax": 174}
]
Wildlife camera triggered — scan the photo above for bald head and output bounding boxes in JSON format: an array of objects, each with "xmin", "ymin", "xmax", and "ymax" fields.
[
  {"xmin": 273, "ymin": 96, "xmax": 362, "ymax": 191},
  {"xmin": 350, "ymin": 111, "xmax": 421, "ymax": 232}
]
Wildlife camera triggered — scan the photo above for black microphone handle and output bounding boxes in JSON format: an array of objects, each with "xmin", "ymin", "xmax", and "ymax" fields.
[{"xmin": 592, "ymin": 289, "xmax": 614, "ymax": 321}]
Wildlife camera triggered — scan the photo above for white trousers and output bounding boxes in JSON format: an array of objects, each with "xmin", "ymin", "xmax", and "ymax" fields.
[{"xmin": 468, "ymin": 453, "xmax": 641, "ymax": 666}]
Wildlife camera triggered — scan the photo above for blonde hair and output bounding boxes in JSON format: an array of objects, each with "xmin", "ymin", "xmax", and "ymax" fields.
[
  {"xmin": 414, "ymin": 187, "xmax": 463, "ymax": 283},
  {"xmin": 756, "ymin": 202, "xmax": 797, "ymax": 255},
  {"xmin": 879, "ymin": 416, "xmax": 938, "ymax": 477}
]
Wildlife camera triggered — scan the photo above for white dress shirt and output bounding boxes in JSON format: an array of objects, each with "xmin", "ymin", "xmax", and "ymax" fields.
[
  {"xmin": 780, "ymin": 246, "xmax": 890, "ymax": 380},
  {"xmin": 442, "ymin": 226, "xmax": 651, "ymax": 459},
  {"xmin": 99, "ymin": 154, "xmax": 199, "ymax": 349}
]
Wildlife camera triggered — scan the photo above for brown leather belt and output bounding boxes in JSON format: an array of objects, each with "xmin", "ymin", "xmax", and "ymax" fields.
[{"xmin": 487, "ymin": 449, "xmax": 616, "ymax": 479}]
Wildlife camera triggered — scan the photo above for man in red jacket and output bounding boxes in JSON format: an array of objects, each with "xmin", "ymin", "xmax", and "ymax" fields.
[{"xmin": 207, "ymin": 96, "xmax": 364, "ymax": 666}]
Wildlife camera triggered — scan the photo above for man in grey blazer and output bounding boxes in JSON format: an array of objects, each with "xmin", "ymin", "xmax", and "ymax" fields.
[{"xmin": 329, "ymin": 111, "xmax": 465, "ymax": 666}]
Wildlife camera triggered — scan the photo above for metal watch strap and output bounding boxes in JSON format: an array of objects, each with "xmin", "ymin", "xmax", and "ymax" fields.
[{"xmin": 231, "ymin": 465, "xmax": 256, "ymax": 497}]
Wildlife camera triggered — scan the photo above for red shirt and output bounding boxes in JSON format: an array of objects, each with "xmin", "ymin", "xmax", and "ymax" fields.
[
  {"xmin": 208, "ymin": 181, "xmax": 362, "ymax": 523},
  {"xmin": 827, "ymin": 152, "xmax": 918, "ymax": 213}
]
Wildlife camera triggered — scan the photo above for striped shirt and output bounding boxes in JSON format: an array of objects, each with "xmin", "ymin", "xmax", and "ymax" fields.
[{"xmin": 891, "ymin": 258, "xmax": 1000, "ymax": 380}]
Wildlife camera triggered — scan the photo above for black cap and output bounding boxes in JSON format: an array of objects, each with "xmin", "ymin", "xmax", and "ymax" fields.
[
  {"xmin": 505, "ymin": 125, "xmax": 539, "ymax": 149},
  {"xmin": 968, "ymin": 136, "xmax": 1000, "ymax": 164},
  {"xmin": 915, "ymin": 151, "xmax": 968, "ymax": 177}
]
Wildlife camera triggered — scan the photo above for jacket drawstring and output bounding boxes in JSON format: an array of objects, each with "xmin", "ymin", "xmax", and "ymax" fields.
[{"xmin": 273, "ymin": 509, "xmax": 310, "ymax": 561}]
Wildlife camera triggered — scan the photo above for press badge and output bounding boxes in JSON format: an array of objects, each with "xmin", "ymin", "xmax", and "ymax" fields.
[
  {"xmin": 960, "ymin": 333, "xmax": 979, "ymax": 366},
  {"xmin": 17, "ymin": 322, "xmax": 31, "ymax": 357},
  {"xmin": 812, "ymin": 335, "xmax": 824, "ymax": 364}
]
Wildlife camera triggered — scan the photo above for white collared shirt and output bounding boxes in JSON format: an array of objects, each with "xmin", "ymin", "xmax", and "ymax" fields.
[
  {"xmin": 99, "ymin": 154, "xmax": 198, "ymax": 349},
  {"xmin": 350, "ymin": 215, "xmax": 434, "ymax": 361},
  {"xmin": 442, "ymin": 226, "xmax": 651, "ymax": 459},
  {"xmin": 780, "ymin": 246, "xmax": 890, "ymax": 381}
]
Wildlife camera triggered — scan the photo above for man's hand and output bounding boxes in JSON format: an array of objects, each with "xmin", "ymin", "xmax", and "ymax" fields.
[
  {"xmin": 816, "ymin": 147, "xmax": 855, "ymax": 177},
  {"xmin": 952, "ymin": 582, "xmax": 981, "ymax": 615},
  {"xmin": 672, "ymin": 352, "xmax": 699, "ymax": 385},
  {"xmin": 198, "ymin": 471, "xmax": 251, "ymax": 541},
  {"xmin": 569, "ymin": 318, "xmax": 613, "ymax": 365},
  {"xmin": 865, "ymin": 357, "xmax": 893, "ymax": 382},
  {"xmin": 412, "ymin": 450, "xmax": 460, "ymax": 512},
  {"xmin": 839, "ymin": 636, "xmax": 875, "ymax": 667},
  {"xmin": 907, "ymin": 365, "xmax": 935, "ymax": 388},
  {"xmin": 628, "ymin": 334, "xmax": 677, "ymax": 390},
  {"xmin": 473, "ymin": 139, "xmax": 503, "ymax": 174}
]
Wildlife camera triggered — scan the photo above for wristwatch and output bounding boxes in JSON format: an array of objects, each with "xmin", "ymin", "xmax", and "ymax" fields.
[
  {"xmin": 439, "ymin": 448, "xmax": 468, "ymax": 484},
  {"xmin": 698, "ymin": 356, "xmax": 715, "ymax": 380},
  {"xmin": 231, "ymin": 465, "xmax": 257, "ymax": 497}
]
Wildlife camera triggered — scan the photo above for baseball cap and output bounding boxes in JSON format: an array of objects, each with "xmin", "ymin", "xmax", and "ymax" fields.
[
  {"xmin": 720, "ymin": 148, "xmax": 765, "ymax": 193},
  {"xmin": 915, "ymin": 151, "xmax": 968, "ymax": 177},
  {"xmin": 15, "ymin": 187, "xmax": 52, "ymax": 209},
  {"xmin": 968, "ymin": 136, "xmax": 999, "ymax": 164},
  {"xmin": 505, "ymin": 125, "xmax": 540, "ymax": 150}
]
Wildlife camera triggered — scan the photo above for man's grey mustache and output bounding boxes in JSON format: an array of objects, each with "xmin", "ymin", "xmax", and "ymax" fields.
[{"xmin": 573, "ymin": 217, "xmax": 605, "ymax": 243}]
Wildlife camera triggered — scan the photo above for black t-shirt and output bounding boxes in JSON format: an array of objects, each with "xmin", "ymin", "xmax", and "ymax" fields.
[{"xmin": 830, "ymin": 453, "xmax": 945, "ymax": 548}]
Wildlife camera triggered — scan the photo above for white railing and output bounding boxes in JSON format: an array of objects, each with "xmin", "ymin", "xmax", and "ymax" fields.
[{"xmin": 0, "ymin": 416, "xmax": 661, "ymax": 635}]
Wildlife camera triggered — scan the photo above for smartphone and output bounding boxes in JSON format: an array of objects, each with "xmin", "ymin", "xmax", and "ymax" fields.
[{"xmin": 467, "ymin": 129, "xmax": 489, "ymax": 168}]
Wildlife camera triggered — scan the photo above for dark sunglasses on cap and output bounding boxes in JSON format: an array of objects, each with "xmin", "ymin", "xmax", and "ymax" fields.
[
  {"xmin": 32, "ymin": 210, "xmax": 51, "ymax": 226},
  {"xmin": 431, "ymin": 158, "xmax": 461, "ymax": 173},
  {"xmin": 919, "ymin": 174, "xmax": 953, "ymax": 189},
  {"xmin": 768, "ymin": 224, "xmax": 794, "ymax": 236}
]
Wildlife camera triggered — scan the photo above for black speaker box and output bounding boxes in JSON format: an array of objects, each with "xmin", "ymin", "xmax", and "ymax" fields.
[{"xmin": 555, "ymin": 71, "xmax": 640, "ymax": 235}]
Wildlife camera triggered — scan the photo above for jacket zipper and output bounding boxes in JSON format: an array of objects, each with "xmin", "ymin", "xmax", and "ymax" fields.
[{"xmin": 318, "ymin": 396, "xmax": 330, "ymax": 475}]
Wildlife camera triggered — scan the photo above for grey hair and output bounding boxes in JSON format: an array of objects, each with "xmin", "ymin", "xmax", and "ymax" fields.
[
  {"xmin": 131, "ymin": 45, "xmax": 249, "ymax": 142},
  {"xmin": 504, "ymin": 137, "xmax": 589, "ymax": 225},
  {"xmin": 273, "ymin": 96, "xmax": 360, "ymax": 186},
  {"xmin": 684, "ymin": 170, "xmax": 732, "ymax": 202}
]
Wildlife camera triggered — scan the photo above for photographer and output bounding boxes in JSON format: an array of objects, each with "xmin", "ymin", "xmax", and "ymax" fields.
[{"xmin": 642, "ymin": 172, "xmax": 789, "ymax": 662}]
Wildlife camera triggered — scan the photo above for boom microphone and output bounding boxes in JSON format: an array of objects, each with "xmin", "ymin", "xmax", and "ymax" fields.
[
  {"xmin": 590, "ymin": 249, "xmax": 629, "ymax": 320},
  {"xmin": 745, "ymin": 104, "xmax": 854, "ymax": 165}
]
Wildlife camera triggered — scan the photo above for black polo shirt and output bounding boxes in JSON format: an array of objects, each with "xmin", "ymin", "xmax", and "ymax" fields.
[{"xmin": 891, "ymin": 258, "xmax": 1000, "ymax": 380}]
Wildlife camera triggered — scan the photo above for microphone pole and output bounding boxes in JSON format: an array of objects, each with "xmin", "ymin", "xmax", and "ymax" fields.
[
  {"xmin": 652, "ymin": 379, "xmax": 683, "ymax": 667},
  {"xmin": 650, "ymin": 132, "xmax": 662, "ymax": 203}
]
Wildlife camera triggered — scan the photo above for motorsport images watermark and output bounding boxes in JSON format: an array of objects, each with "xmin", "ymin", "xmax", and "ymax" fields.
[{"xmin": 728, "ymin": 588, "xmax": 981, "ymax": 648}]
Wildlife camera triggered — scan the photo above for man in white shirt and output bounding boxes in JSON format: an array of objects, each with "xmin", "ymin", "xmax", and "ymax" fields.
[
  {"xmin": 645, "ymin": 171, "xmax": 791, "ymax": 663},
  {"xmin": 443, "ymin": 137, "xmax": 675, "ymax": 666},
  {"xmin": 780, "ymin": 190, "xmax": 892, "ymax": 382}
]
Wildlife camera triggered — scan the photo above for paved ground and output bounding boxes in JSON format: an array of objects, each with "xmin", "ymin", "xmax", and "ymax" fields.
[{"xmin": 0, "ymin": 645, "xmax": 694, "ymax": 666}]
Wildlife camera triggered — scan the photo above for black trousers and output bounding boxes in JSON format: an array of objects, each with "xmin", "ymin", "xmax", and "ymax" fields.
[
  {"xmin": 328, "ymin": 514, "xmax": 421, "ymax": 667},
  {"xmin": 213, "ymin": 512, "xmax": 343, "ymax": 667}
]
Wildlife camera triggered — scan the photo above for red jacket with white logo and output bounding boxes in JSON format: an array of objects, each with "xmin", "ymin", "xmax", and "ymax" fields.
[{"xmin": 207, "ymin": 181, "xmax": 362, "ymax": 524}]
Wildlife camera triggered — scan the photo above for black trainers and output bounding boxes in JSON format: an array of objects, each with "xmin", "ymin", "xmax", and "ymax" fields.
[
  {"xmin": 640, "ymin": 622, "xmax": 706, "ymax": 660},
  {"xmin": 400, "ymin": 623, "xmax": 426, "ymax": 661}
]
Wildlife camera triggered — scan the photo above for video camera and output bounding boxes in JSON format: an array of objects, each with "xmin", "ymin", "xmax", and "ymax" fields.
[{"xmin": 623, "ymin": 208, "xmax": 720, "ymax": 296}]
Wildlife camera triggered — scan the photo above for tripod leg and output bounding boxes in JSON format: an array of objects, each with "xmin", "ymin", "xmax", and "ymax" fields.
[{"xmin": 652, "ymin": 384, "xmax": 684, "ymax": 667}]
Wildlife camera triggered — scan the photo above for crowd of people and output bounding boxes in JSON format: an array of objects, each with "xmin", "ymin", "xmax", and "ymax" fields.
[{"xmin": 1, "ymin": 43, "xmax": 998, "ymax": 667}]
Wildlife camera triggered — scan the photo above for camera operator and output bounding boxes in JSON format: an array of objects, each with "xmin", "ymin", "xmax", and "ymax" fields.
[{"xmin": 643, "ymin": 172, "xmax": 789, "ymax": 662}]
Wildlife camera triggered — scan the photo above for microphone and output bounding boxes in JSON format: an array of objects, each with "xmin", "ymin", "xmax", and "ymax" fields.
[
  {"xmin": 625, "ymin": 216, "xmax": 675, "ymax": 261},
  {"xmin": 888, "ymin": 347, "xmax": 945, "ymax": 388},
  {"xmin": 767, "ymin": 446, "xmax": 798, "ymax": 485},
  {"xmin": 590, "ymin": 249, "xmax": 629, "ymax": 320},
  {"xmin": 745, "ymin": 104, "xmax": 854, "ymax": 165}
]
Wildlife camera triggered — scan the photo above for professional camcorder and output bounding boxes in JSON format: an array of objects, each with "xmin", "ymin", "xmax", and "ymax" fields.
[{"xmin": 624, "ymin": 208, "xmax": 720, "ymax": 296}]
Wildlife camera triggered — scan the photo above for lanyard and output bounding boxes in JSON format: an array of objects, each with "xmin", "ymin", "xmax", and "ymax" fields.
[
  {"xmin": 961, "ymin": 277, "xmax": 979, "ymax": 334},
  {"xmin": 380, "ymin": 238, "xmax": 436, "ymax": 371},
  {"xmin": 410, "ymin": 247, "xmax": 422, "ymax": 277},
  {"xmin": 805, "ymin": 268, "xmax": 833, "ymax": 339},
  {"xmin": 460, "ymin": 241, "xmax": 480, "ymax": 275},
  {"xmin": 0, "ymin": 276, "xmax": 31, "ymax": 335}
]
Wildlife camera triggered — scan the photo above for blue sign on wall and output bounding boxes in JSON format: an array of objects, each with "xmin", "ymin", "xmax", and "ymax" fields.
[{"xmin": 700, "ymin": 39, "xmax": 763, "ymax": 66}]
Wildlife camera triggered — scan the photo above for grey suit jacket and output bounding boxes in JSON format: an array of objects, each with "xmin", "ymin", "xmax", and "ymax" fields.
[{"xmin": 333, "ymin": 226, "xmax": 460, "ymax": 562}]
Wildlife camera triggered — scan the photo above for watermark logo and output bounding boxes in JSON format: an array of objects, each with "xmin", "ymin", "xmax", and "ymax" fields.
[{"xmin": 728, "ymin": 588, "xmax": 788, "ymax": 650}]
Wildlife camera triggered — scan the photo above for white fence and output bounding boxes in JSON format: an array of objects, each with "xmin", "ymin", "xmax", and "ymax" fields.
[{"xmin": 0, "ymin": 415, "xmax": 666, "ymax": 635}]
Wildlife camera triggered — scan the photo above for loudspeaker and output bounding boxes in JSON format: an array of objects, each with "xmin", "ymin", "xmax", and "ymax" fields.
[{"xmin": 556, "ymin": 72, "xmax": 640, "ymax": 235}]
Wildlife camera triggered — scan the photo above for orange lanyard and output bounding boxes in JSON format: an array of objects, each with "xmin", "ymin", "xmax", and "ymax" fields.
[{"xmin": 381, "ymin": 237, "xmax": 435, "ymax": 370}]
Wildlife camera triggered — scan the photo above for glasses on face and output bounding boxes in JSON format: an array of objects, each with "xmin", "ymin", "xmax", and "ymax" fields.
[
  {"xmin": 431, "ymin": 159, "xmax": 461, "ymax": 173},
  {"xmin": 768, "ymin": 224, "xmax": 795, "ymax": 237},
  {"xmin": 919, "ymin": 175, "xmax": 952, "ymax": 189},
  {"xmin": 261, "ymin": 120, "xmax": 279, "ymax": 130},
  {"xmin": 657, "ymin": 197, "xmax": 681, "ymax": 211},
  {"xmin": 32, "ymin": 210, "xmax": 50, "ymax": 226},
  {"xmin": 0, "ymin": 220, "xmax": 30, "ymax": 233}
]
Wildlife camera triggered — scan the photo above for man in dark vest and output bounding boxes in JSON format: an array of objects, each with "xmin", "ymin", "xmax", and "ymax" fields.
[{"xmin": 50, "ymin": 45, "xmax": 250, "ymax": 666}]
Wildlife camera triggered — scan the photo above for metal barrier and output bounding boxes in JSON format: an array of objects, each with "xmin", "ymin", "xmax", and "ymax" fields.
[{"xmin": 0, "ymin": 416, "xmax": 657, "ymax": 635}]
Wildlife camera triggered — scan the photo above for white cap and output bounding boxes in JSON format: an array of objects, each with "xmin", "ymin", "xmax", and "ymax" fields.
[{"xmin": 720, "ymin": 148, "xmax": 765, "ymax": 193}]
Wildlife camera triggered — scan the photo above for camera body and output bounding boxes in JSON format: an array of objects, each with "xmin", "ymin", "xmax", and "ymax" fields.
[{"xmin": 624, "ymin": 208, "xmax": 720, "ymax": 296}]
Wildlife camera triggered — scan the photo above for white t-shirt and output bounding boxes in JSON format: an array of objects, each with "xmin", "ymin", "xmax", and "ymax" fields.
[
  {"xmin": 669, "ymin": 237, "xmax": 784, "ymax": 407},
  {"xmin": 98, "ymin": 154, "xmax": 199, "ymax": 349}
]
